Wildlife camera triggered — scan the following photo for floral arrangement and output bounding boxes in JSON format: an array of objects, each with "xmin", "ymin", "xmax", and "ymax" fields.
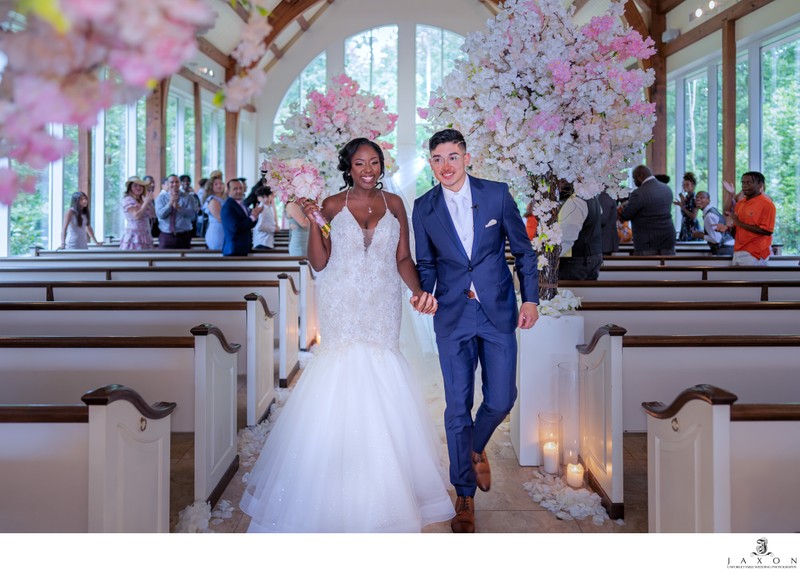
[
  {"xmin": 260, "ymin": 73, "xmax": 399, "ymax": 198},
  {"xmin": 537, "ymin": 289, "xmax": 582, "ymax": 317},
  {"xmin": 419, "ymin": 0, "xmax": 656, "ymax": 298},
  {"xmin": 0, "ymin": 0, "xmax": 215, "ymax": 205},
  {"xmin": 260, "ymin": 158, "xmax": 330, "ymax": 237}
]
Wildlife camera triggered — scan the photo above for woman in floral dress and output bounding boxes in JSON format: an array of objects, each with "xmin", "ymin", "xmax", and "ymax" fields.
[{"xmin": 120, "ymin": 176, "xmax": 156, "ymax": 250}]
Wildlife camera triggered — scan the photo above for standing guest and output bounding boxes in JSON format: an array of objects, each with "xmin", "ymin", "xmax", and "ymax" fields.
[
  {"xmin": 252, "ymin": 185, "xmax": 278, "ymax": 250},
  {"xmin": 726, "ymin": 172, "xmax": 775, "ymax": 266},
  {"xmin": 618, "ymin": 165, "xmax": 676, "ymax": 256},
  {"xmin": 674, "ymin": 172, "xmax": 702, "ymax": 241},
  {"xmin": 285, "ymin": 199, "xmax": 310, "ymax": 256},
  {"xmin": 180, "ymin": 174, "xmax": 201, "ymax": 236},
  {"xmin": 60, "ymin": 191, "xmax": 100, "ymax": 249},
  {"xmin": 557, "ymin": 180, "xmax": 603, "ymax": 281},
  {"xmin": 142, "ymin": 175, "xmax": 159, "ymax": 238},
  {"xmin": 196, "ymin": 177, "xmax": 209, "ymax": 237},
  {"xmin": 413, "ymin": 129, "xmax": 539, "ymax": 533},
  {"xmin": 154, "ymin": 174, "xmax": 196, "ymax": 249},
  {"xmin": 203, "ymin": 170, "xmax": 226, "ymax": 250},
  {"xmin": 598, "ymin": 190, "xmax": 619, "ymax": 256},
  {"xmin": 523, "ymin": 199, "xmax": 538, "ymax": 241},
  {"xmin": 692, "ymin": 191, "xmax": 734, "ymax": 255},
  {"xmin": 221, "ymin": 178, "xmax": 263, "ymax": 256},
  {"xmin": 119, "ymin": 176, "xmax": 155, "ymax": 250}
]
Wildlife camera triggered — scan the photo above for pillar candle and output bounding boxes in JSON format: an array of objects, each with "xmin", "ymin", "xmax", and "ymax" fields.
[
  {"xmin": 566, "ymin": 463, "xmax": 584, "ymax": 488},
  {"xmin": 542, "ymin": 441, "xmax": 559, "ymax": 474}
]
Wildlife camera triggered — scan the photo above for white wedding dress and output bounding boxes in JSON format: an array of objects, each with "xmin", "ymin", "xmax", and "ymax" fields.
[{"xmin": 240, "ymin": 194, "xmax": 455, "ymax": 532}]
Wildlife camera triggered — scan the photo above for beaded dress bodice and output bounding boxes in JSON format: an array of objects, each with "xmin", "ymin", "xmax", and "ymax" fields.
[{"xmin": 317, "ymin": 192, "xmax": 402, "ymax": 351}]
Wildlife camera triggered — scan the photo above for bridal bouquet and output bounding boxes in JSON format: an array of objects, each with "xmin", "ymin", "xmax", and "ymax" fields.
[{"xmin": 261, "ymin": 158, "xmax": 331, "ymax": 238}]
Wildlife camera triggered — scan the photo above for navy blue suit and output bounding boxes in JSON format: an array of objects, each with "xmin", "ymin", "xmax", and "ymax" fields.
[
  {"xmin": 221, "ymin": 197, "xmax": 256, "ymax": 256},
  {"xmin": 413, "ymin": 175, "xmax": 538, "ymax": 497}
]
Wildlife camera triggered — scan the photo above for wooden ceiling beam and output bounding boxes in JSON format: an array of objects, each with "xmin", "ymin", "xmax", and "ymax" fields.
[
  {"xmin": 196, "ymin": 37, "xmax": 233, "ymax": 70},
  {"xmin": 662, "ymin": 0, "xmax": 776, "ymax": 57},
  {"xmin": 261, "ymin": 0, "xmax": 328, "ymax": 47}
]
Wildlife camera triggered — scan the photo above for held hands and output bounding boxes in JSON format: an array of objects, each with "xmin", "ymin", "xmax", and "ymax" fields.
[{"xmin": 409, "ymin": 291, "xmax": 437, "ymax": 315}]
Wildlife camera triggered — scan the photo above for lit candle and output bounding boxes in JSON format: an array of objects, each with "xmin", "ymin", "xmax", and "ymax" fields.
[
  {"xmin": 566, "ymin": 463, "xmax": 584, "ymax": 488},
  {"xmin": 542, "ymin": 441, "xmax": 559, "ymax": 474}
]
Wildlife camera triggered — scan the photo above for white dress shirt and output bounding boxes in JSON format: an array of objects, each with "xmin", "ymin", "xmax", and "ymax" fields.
[
  {"xmin": 442, "ymin": 178, "xmax": 478, "ymax": 299},
  {"xmin": 557, "ymin": 195, "xmax": 588, "ymax": 257}
]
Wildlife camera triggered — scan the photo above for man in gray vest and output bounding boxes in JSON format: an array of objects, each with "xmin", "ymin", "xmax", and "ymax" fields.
[
  {"xmin": 557, "ymin": 180, "xmax": 603, "ymax": 281},
  {"xmin": 693, "ymin": 191, "xmax": 734, "ymax": 255}
]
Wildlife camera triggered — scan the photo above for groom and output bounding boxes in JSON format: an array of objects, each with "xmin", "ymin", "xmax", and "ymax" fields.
[{"xmin": 412, "ymin": 129, "xmax": 539, "ymax": 533}]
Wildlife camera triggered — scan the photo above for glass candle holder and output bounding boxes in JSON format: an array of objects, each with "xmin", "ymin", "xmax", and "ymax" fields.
[
  {"xmin": 557, "ymin": 362, "xmax": 588, "ymax": 466},
  {"xmin": 538, "ymin": 411, "xmax": 562, "ymax": 475}
]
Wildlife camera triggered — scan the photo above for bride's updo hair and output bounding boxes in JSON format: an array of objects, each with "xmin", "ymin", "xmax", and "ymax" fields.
[{"xmin": 337, "ymin": 138, "xmax": 385, "ymax": 190}]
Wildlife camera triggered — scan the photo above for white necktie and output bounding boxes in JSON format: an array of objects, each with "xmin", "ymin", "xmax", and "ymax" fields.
[{"xmin": 451, "ymin": 193, "xmax": 473, "ymax": 257}]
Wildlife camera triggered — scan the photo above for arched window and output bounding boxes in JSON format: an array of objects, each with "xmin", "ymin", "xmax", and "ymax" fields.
[{"xmin": 273, "ymin": 52, "xmax": 327, "ymax": 141}]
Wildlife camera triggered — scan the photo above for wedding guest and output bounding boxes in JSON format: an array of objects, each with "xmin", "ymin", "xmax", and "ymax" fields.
[
  {"xmin": 60, "ymin": 191, "xmax": 100, "ymax": 249},
  {"xmin": 618, "ymin": 165, "xmax": 676, "ymax": 256},
  {"xmin": 154, "ymin": 174, "xmax": 196, "ymax": 249},
  {"xmin": 524, "ymin": 199, "xmax": 538, "ymax": 241},
  {"xmin": 557, "ymin": 180, "xmax": 602, "ymax": 281},
  {"xmin": 143, "ymin": 175, "xmax": 159, "ymax": 239},
  {"xmin": 285, "ymin": 199, "xmax": 310, "ymax": 256},
  {"xmin": 240, "ymin": 137, "xmax": 452, "ymax": 532},
  {"xmin": 180, "ymin": 174, "xmax": 201, "ymax": 236},
  {"xmin": 252, "ymin": 185, "xmax": 278, "ymax": 250},
  {"xmin": 598, "ymin": 190, "xmax": 619, "ymax": 256},
  {"xmin": 196, "ymin": 177, "xmax": 209, "ymax": 237},
  {"xmin": 413, "ymin": 129, "xmax": 539, "ymax": 533},
  {"xmin": 691, "ymin": 191, "xmax": 733, "ymax": 255},
  {"xmin": 203, "ymin": 170, "xmax": 226, "ymax": 250},
  {"xmin": 221, "ymin": 178, "xmax": 262, "ymax": 256},
  {"xmin": 674, "ymin": 171, "xmax": 702, "ymax": 241},
  {"xmin": 119, "ymin": 176, "xmax": 155, "ymax": 250},
  {"xmin": 728, "ymin": 171, "xmax": 775, "ymax": 266}
]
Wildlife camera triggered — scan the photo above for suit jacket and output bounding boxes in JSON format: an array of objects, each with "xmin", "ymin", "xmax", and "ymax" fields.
[
  {"xmin": 619, "ymin": 178, "xmax": 676, "ymax": 253},
  {"xmin": 221, "ymin": 197, "xmax": 256, "ymax": 256},
  {"xmin": 412, "ymin": 175, "xmax": 539, "ymax": 337}
]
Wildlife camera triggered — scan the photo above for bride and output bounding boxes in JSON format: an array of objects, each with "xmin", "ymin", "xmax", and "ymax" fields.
[{"xmin": 240, "ymin": 138, "xmax": 455, "ymax": 532}]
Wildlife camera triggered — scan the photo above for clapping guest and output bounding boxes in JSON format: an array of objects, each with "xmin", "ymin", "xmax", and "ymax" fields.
[
  {"xmin": 252, "ymin": 185, "xmax": 278, "ymax": 250},
  {"xmin": 692, "ymin": 191, "xmax": 734, "ymax": 255},
  {"xmin": 60, "ymin": 191, "xmax": 101, "ymax": 249},
  {"xmin": 674, "ymin": 172, "xmax": 702, "ymax": 241},
  {"xmin": 221, "ymin": 178, "xmax": 263, "ymax": 256},
  {"xmin": 120, "ymin": 176, "xmax": 156, "ymax": 250},
  {"xmin": 203, "ymin": 170, "xmax": 226, "ymax": 250},
  {"xmin": 154, "ymin": 174, "xmax": 196, "ymax": 249}
]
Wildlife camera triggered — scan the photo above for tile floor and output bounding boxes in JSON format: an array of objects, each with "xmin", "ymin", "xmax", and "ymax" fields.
[{"xmin": 168, "ymin": 365, "xmax": 649, "ymax": 534}]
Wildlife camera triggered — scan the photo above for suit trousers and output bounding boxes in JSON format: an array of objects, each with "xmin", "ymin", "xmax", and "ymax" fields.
[{"xmin": 436, "ymin": 299, "xmax": 518, "ymax": 497}]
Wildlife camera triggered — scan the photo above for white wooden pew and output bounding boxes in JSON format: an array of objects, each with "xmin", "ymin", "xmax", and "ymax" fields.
[
  {"xmin": 644, "ymin": 385, "xmax": 800, "ymax": 533},
  {"xmin": 563, "ymin": 280, "xmax": 800, "ymax": 302},
  {"xmin": 0, "ymin": 295, "xmax": 276, "ymax": 426},
  {"xmin": 0, "ymin": 326, "xmax": 239, "ymax": 503},
  {"xmin": 0, "ymin": 385, "xmax": 175, "ymax": 532},
  {"xmin": 621, "ymin": 334, "xmax": 800, "ymax": 431},
  {"xmin": 578, "ymin": 301, "xmax": 800, "ymax": 340},
  {"xmin": 577, "ymin": 325, "xmax": 626, "ymax": 520},
  {"xmin": 596, "ymin": 265, "xmax": 800, "ymax": 282}
]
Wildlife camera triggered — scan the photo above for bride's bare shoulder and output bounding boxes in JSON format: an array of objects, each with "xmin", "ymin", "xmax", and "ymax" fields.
[{"xmin": 322, "ymin": 191, "xmax": 347, "ymax": 220}]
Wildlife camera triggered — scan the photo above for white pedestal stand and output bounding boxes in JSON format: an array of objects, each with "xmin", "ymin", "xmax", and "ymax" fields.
[{"xmin": 510, "ymin": 314, "xmax": 584, "ymax": 466}]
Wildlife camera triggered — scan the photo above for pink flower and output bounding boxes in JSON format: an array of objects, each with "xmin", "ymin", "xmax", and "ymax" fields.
[
  {"xmin": 548, "ymin": 60, "xmax": 572, "ymax": 86},
  {"xmin": 417, "ymin": 107, "xmax": 430, "ymax": 120},
  {"xmin": 0, "ymin": 167, "xmax": 36, "ymax": 206}
]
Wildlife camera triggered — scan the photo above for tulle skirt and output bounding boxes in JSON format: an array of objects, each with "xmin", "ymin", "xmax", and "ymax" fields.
[{"xmin": 240, "ymin": 342, "xmax": 455, "ymax": 533}]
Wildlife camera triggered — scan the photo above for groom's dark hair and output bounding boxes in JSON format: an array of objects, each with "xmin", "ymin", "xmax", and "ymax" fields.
[{"xmin": 429, "ymin": 129, "xmax": 467, "ymax": 154}]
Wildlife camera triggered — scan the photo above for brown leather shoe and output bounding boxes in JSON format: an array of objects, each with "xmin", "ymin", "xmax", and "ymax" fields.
[
  {"xmin": 472, "ymin": 450, "xmax": 491, "ymax": 492},
  {"xmin": 451, "ymin": 496, "xmax": 475, "ymax": 533}
]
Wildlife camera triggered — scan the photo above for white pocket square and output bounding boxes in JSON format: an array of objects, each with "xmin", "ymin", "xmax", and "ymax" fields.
[{"xmin": 485, "ymin": 219, "xmax": 498, "ymax": 228}]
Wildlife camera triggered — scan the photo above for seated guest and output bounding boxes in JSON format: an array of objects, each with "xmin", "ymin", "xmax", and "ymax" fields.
[
  {"xmin": 557, "ymin": 180, "xmax": 603, "ymax": 281},
  {"xmin": 692, "ymin": 191, "xmax": 734, "ymax": 255},
  {"xmin": 221, "ymin": 178, "xmax": 263, "ymax": 256},
  {"xmin": 618, "ymin": 165, "xmax": 676, "ymax": 256},
  {"xmin": 598, "ymin": 190, "xmax": 619, "ymax": 256},
  {"xmin": 727, "ymin": 171, "xmax": 775, "ymax": 266},
  {"xmin": 154, "ymin": 174, "xmax": 196, "ymax": 249},
  {"xmin": 252, "ymin": 185, "xmax": 278, "ymax": 250}
]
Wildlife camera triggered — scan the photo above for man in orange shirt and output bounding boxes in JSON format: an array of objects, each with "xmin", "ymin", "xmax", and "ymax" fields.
[{"xmin": 729, "ymin": 172, "xmax": 775, "ymax": 266}]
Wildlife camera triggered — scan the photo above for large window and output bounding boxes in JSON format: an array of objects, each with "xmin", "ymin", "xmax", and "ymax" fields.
[
  {"xmin": 762, "ymin": 33, "xmax": 800, "ymax": 254},
  {"xmin": 415, "ymin": 26, "xmax": 464, "ymax": 195},
  {"xmin": 684, "ymin": 72, "xmax": 710, "ymax": 195},
  {"xmin": 273, "ymin": 52, "xmax": 327, "ymax": 141},
  {"xmin": 201, "ymin": 107, "xmax": 227, "ymax": 177},
  {"xmin": 8, "ymin": 159, "xmax": 50, "ymax": 255},
  {"xmin": 103, "ymin": 103, "xmax": 129, "ymax": 242},
  {"xmin": 345, "ymin": 25, "xmax": 399, "ymax": 134},
  {"xmin": 716, "ymin": 59, "xmax": 749, "ymax": 203}
]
